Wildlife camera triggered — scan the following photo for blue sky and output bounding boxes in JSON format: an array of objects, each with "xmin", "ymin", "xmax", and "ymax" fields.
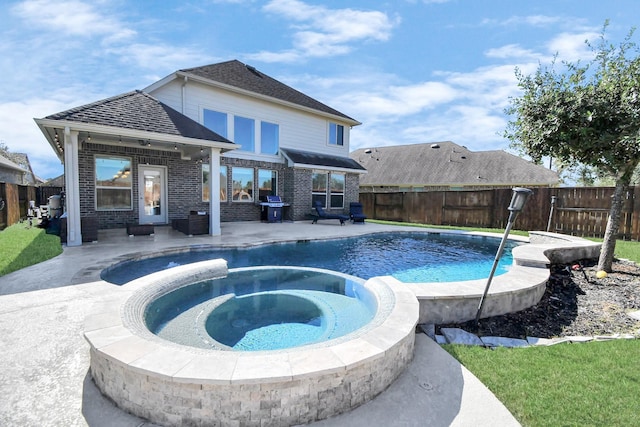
[{"xmin": 1, "ymin": 0, "xmax": 637, "ymax": 179}]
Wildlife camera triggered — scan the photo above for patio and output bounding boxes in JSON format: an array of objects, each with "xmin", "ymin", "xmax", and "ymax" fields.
[{"xmin": 0, "ymin": 221, "xmax": 521, "ymax": 426}]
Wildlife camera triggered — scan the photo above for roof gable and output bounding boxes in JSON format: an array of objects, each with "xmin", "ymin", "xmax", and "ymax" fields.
[
  {"xmin": 178, "ymin": 60, "xmax": 358, "ymax": 123},
  {"xmin": 351, "ymin": 142, "xmax": 559, "ymax": 187},
  {"xmin": 44, "ymin": 90, "xmax": 233, "ymax": 144}
]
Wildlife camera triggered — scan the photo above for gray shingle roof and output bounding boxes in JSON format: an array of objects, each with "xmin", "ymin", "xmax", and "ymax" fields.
[
  {"xmin": 281, "ymin": 148, "xmax": 366, "ymax": 172},
  {"xmin": 45, "ymin": 90, "xmax": 233, "ymax": 144},
  {"xmin": 0, "ymin": 152, "xmax": 25, "ymax": 172},
  {"xmin": 351, "ymin": 142, "xmax": 559, "ymax": 187},
  {"xmin": 180, "ymin": 60, "xmax": 358, "ymax": 123}
]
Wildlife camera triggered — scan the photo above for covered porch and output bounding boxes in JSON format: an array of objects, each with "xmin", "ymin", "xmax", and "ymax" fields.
[{"xmin": 35, "ymin": 90, "xmax": 237, "ymax": 246}]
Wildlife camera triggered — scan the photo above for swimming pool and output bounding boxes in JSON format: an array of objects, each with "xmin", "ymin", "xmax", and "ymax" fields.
[{"xmin": 102, "ymin": 231, "xmax": 521, "ymax": 285}]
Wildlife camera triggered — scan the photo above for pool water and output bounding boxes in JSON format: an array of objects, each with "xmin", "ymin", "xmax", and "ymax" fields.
[
  {"xmin": 144, "ymin": 268, "xmax": 376, "ymax": 351},
  {"xmin": 103, "ymin": 232, "xmax": 520, "ymax": 285}
]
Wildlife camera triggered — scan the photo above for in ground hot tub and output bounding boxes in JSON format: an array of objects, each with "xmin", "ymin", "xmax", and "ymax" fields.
[
  {"xmin": 144, "ymin": 267, "xmax": 378, "ymax": 351},
  {"xmin": 84, "ymin": 260, "xmax": 419, "ymax": 426}
]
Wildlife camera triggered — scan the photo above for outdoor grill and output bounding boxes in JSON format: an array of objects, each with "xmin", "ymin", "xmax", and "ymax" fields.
[{"xmin": 260, "ymin": 195, "xmax": 289, "ymax": 223}]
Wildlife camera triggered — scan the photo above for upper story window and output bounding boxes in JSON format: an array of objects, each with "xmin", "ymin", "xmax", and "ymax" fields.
[
  {"xmin": 203, "ymin": 108, "xmax": 278, "ymax": 156},
  {"xmin": 261, "ymin": 122, "xmax": 279, "ymax": 155},
  {"xmin": 328, "ymin": 123, "xmax": 344, "ymax": 146},
  {"xmin": 234, "ymin": 116, "xmax": 255, "ymax": 152},
  {"xmin": 203, "ymin": 109, "xmax": 227, "ymax": 137},
  {"xmin": 95, "ymin": 156, "xmax": 132, "ymax": 210}
]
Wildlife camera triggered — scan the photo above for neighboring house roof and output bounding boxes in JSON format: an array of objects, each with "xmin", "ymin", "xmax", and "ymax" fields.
[
  {"xmin": 42, "ymin": 174, "xmax": 65, "ymax": 187},
  {"xmin": 153, "ymin": 60, "xmax": 359, "ymax": 125},
  {"xmin": 351, "ymin": 142, "xmax": 559, "ymax": 187},
  {"xmin": 1, "ymin": 152, "xmax": 41, "ymax": 184},
  {"xmin": 44, "ymin": 90, "xmax": 233, "ymax": 144},
  {"xmin": 281, "ymin": 148, "xmax": 367, "ymax": 173},
  {"xmin": 0, "ymin": 153, "xmax": 25, "ymax": 173}
]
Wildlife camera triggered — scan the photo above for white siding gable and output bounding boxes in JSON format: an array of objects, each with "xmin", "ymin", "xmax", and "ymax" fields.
[{"xmin": 148, "ymin": 78, "xmax": 352, "ymax": 162}]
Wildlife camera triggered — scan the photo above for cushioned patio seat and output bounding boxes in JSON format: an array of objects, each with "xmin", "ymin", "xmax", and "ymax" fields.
[{"xmin": 312, "ymin": 201, "xmax": 349, "ymax": 225}]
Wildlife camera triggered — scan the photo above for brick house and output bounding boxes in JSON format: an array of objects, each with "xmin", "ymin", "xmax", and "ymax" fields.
[{"xmin": 35, "ymin": 60, "xmax": 365, "ymax": 246}]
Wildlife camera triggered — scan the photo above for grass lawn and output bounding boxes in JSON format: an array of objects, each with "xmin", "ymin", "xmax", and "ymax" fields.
[
  {"xmin": 440, "ymin": 234, "xmax": 640, "ymax": 427},
  {"xmin": 444, "ymin": 340, "xmax": 640, "ymax": 427},
  {"xmin": 0, "ymin": 222, "xmax": 62, "ymax": 277}
]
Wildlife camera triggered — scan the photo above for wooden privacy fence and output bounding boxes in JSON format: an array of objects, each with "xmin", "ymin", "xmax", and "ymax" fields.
[
  {"xmin": 359, "ymin": 186, "xmax": 640, "ymax": 240},
  {"xmin": 0, "ymin": 183, "xmax": 63, "ymax": 230}
]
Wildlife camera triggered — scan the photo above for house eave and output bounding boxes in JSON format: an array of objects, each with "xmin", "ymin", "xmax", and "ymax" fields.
[
  {"xmin": 290, "ymin": 162, "xmax": 367, "ymax": 175},
  {"xmin": 35, "ymin": 118, "xmax": 239, "ymax": 161}
]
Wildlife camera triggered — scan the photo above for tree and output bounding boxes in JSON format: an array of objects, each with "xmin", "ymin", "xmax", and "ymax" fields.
[{"xmin": 505, "ymin": 23, "xmax": 640, "ymax": 272}]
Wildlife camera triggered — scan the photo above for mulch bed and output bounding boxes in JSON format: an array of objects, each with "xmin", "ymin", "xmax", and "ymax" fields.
[{"xmin": 437, "ymin": 259, "xmax": 640, "ymax": 339}]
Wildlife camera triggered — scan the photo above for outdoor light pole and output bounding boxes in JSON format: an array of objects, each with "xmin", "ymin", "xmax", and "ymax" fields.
[{"xmin": 475, "ymin": 187, "xmax": 534, "ymax": 325}]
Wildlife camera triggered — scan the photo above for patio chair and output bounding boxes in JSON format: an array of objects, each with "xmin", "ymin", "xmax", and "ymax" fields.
[
  {"xmin": 349, "ymin": 202, "xmax": 367, "ymax": 224},
  {"xmin": 312, "ymin": 201, "xmax": 349, "ymax": 225}
]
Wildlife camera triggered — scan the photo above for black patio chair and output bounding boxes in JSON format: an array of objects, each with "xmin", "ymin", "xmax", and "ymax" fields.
[
  {"xmin": 349, "ymin": 202, "xmax": 367, "ymax": 224},
  {"xmin": 312, "ymin": 201, "xmax": 349, "ymax": 225}
]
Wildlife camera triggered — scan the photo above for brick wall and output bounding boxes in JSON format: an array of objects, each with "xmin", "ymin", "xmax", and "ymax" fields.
[
  {"xmin": 78, "ymin": 143, "xmax": 361, "ymax": 228},
  {"xmin": 81, "ymin": 142, "xmax": 203, "ymax": 229}
]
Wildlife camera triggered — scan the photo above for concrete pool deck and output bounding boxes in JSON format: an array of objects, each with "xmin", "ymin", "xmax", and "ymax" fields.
[{"xmin": 0, "ymin": 221, "xmax": 529, "ymax": 426}]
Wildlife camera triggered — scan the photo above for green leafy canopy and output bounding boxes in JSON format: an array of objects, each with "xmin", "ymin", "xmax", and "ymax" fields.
[{"xmin": 505, "ymin": 22, "xmax": 640, "ymax": 182}]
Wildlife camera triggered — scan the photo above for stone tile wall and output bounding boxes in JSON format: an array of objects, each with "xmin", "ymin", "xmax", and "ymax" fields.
[{"xmin": 89, "ymin": 332, "xmax": 414, "ymax": 426}]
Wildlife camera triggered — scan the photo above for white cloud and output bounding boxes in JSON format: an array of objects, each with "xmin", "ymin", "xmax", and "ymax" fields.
[
  {"xmin": 106, "ymin": 43, "xmax": 210, "ymax": 71},
  {"xmin": 0, "ymin": 98, "xmax": 77, "ymax": 179},
  {"xmin": 547, "ymin": 31, "xmax": 599, "ymax": 62},
  {"xmin": 257, "ymin": 0, "xmax": 399, "ymax": 61},
  {"xmin": 342, "ymin": 81, "xmax": 458, "ymax": 119},
  {"xmin": 11, "ymin": 0, "xmax": 135, "ymax": 41},
  {"xmin": 504, "ymin": 15, "xmax": 563, "ymax": 27},
  {"xmin": 485, "ymin": 44, "xmax": 541, "ymax": 61}
]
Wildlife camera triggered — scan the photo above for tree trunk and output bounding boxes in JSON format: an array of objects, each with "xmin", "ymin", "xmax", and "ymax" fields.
[{"xmin": 597, "ymin": 178, "xmax": 629, "ymax": 272}]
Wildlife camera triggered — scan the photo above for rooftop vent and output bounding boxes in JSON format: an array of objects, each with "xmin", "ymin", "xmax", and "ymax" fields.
[
  {"xmin": 364, "ymin": 149, "xmax": 372, "ymax": 154},
  {"xmin": 245, "ymin": 64, "xmax": 262, "ymax": 77},
  {"xmin": 431, "ymin": 144, "xmax": 440, "ymax": 149}
]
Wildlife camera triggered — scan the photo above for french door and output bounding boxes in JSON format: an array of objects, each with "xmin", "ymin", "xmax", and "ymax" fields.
[{"xmin": 138, "ymin": 165, "xmax": 167, "ymax": 224}]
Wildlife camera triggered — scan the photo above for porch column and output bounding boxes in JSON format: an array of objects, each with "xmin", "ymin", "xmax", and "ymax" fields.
[
  {"xmin": 63, "ymin": 127, "xmax": 82, "ymax": 246},
  {"xmin": 208, "ymin": 148, "xmax": 221, "ymax": 235}
]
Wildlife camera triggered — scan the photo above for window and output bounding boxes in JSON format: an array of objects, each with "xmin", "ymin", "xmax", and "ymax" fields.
[
  {"xmin": 95, "ymin": 156, "xmax": 132, "ymax": 210},
  {"xmin": 220, "ymin": 166, "xmax": 227, "ymax": 202},
  {"xmin": 203, "ymin": 109, "xmax": 227, "ymax": 137},
  {"xmin": 261, "ymin": 122, "xmax": 279, "ymax": 155},
  {"xmin": 311, "ymin": 171, "xmax": 328, "ymax": 207},
  {"xmin": 202, "ymin": 164, "xmax": 227, "ymax": 202},
  {"xmin": 258, "ymin": 169, "xmax": 277, "ymax": 200},
  {"xmin": 232, "ymin": 167, "xmax": 253, "ymax": 202},
  {"xmin": 328, "ymin": 123, "xmax": 344, "ymax": 146},
  {"xmin": 234, "ymin": 116, "xmax": 255, "ymax": 152},
  {"xmin": 330, "ymin": 173, "xmax": 345, "ymax": 208},
  {"xmin": 312, "ymin": 171, "xmax": 345, "ymax": 208}
]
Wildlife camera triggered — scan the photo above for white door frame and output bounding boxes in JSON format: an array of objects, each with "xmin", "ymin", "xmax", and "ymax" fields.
[{"xmin": 138, "ymin": 165, "xmax": 168, "ymax": 224}]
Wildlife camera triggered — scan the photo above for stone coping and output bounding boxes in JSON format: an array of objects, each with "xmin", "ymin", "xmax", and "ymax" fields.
[
  {"xmin": 84, "ymin": 259, "xmax": 419, "ymax": 385},
  {"xmin": 93, "ymin": 229, "xmax": 601, "ymax": 327},
  {"xmin": 380, "ymin": 231, "xmax": 602, "ymax": 324}
]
